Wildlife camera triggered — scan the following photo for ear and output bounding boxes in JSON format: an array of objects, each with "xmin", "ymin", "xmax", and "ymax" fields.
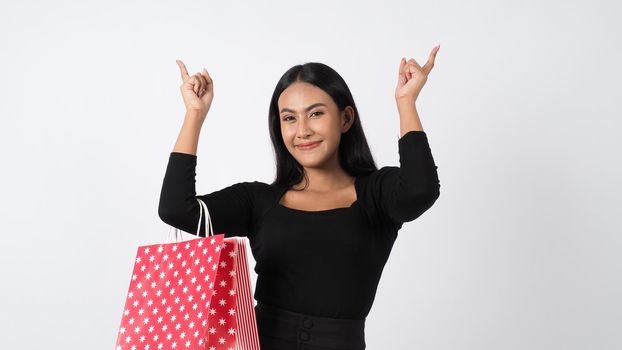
[{"xmin": 341, "ymin": 106, "xmax": 356, "ymax": 132}]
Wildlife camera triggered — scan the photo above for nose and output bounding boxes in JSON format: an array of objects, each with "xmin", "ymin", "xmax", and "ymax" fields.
[{"xmin": 296, "ymin": 117, "xmax": 313, "ymax": 138}]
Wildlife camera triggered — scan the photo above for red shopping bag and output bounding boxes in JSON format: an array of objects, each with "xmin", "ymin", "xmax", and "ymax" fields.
[{"xmin": 115, "ymin": 198, "xmax": 260, "ymax": 350}]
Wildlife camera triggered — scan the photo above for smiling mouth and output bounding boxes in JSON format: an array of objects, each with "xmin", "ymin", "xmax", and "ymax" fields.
[{"xmin": 296, "ymin": 141, "xmax": 321, "ymax": 150}]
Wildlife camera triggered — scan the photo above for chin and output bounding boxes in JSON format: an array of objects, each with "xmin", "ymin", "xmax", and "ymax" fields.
[{"xmin": 298, "ymin": 159, "xmax": 326, "ymax": 168}]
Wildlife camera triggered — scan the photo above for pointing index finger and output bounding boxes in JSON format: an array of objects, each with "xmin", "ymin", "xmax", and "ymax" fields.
[
  {"xmin": 176, "ymin": 59, "xmax": 190, "ymax": 81},
  {"xmin": 423, "ymin": 46, "xmax": 439, "ymax": 74}
]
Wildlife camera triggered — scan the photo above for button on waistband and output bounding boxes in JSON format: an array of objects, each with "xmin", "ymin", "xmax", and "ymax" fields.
[
  {"xmin": 303, "ymin": 318, "xmax": 314, "ymax": 329},
  {"xmin": 299, "ymin": 330, "xmax": 310, "ymax": 341}
]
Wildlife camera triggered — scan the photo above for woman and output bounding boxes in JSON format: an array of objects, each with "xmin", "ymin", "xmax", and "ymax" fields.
[{"xmin": 159, "ymin": 47, "xmax": 441, "ymax": 350}]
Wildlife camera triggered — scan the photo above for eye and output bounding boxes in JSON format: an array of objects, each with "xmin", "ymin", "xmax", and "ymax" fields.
[{"xmin": 282, "ymin": 111, "xmax": 322, "ymax": 122}]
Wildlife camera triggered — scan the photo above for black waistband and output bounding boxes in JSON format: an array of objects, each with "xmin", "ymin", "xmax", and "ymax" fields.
[{"xmin": 255, "ymin": 301, "xmax": 366, "ymax": 349}]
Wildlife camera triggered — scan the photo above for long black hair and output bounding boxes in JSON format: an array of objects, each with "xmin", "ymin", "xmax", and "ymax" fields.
[{"xmin": 268, "ymin": 62, "xmax": 378, "ymax": 190}]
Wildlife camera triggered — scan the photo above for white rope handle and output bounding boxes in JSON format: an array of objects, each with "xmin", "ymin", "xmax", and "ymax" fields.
[
  {"xmin": 166, "ymin": 198, "xmax": 214, "ymax": 243},
  {"xmin": 196, "ymin": 198, "xmax": 214, "ymax": 237}
]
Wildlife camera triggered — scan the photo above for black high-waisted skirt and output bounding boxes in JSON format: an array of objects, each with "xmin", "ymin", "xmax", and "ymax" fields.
[{"xmin": 254, "ymin": 301, "xmax": 366, "ymax": 350}]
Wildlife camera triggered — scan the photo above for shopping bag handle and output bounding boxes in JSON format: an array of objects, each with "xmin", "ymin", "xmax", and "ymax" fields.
[
  {"xmin": 166, "ymin": 198, "xmax": 215, "ymax": 243},
  {"xmin": 196, "ymin": 198, "xmax": 215, "ymax": 237}
]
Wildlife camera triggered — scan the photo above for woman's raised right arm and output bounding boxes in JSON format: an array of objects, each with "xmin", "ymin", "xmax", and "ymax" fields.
[{"xmin": 158, "ymin": 60, "xmax": 255, "ymax": 238}]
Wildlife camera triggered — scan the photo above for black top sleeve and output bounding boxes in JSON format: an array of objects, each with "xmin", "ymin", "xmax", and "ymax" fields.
[
  {"xmin": 158, "ymin": 152, "xmax": 256, "ymax": 238},
  {"xmin": 371, "ymin": 130, "xmax": 441, "ymax": 230}
]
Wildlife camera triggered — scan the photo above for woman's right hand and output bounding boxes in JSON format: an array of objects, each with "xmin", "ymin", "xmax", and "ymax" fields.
[{"xmin": 176, "ymin": 59, "xmax": 214, "ymax": 119}]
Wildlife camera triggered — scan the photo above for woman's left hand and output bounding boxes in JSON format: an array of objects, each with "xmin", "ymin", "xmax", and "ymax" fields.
[{"xmin": 395, "ymin": 45, "xmax": 440, "ymax": 103}]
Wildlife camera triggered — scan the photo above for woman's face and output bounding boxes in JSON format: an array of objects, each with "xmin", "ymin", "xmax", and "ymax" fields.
[{"xmin": 278, "ymin": 81, "xmax": 353, "ymax": 170}]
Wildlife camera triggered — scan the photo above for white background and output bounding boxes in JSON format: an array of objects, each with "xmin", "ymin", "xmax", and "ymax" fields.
[{"xmin": 1, "ymin": 0, "xmax": 620, "ymax": 349}]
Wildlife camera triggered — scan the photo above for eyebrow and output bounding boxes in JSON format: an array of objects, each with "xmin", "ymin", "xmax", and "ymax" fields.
[{"xmin": 280, "ymin": 103, "xmax": 327, "ymax": 114}]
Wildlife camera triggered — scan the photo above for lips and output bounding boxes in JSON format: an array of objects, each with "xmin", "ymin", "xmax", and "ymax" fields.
[{"xmin": 296, "ymin": 141, "xmax": 321, "ymax": 150}]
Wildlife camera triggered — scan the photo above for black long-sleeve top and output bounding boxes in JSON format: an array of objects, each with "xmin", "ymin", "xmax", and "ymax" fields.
[{"xmin": 158, "ymin": 130, "xmax": 440, "ymax": 320}]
